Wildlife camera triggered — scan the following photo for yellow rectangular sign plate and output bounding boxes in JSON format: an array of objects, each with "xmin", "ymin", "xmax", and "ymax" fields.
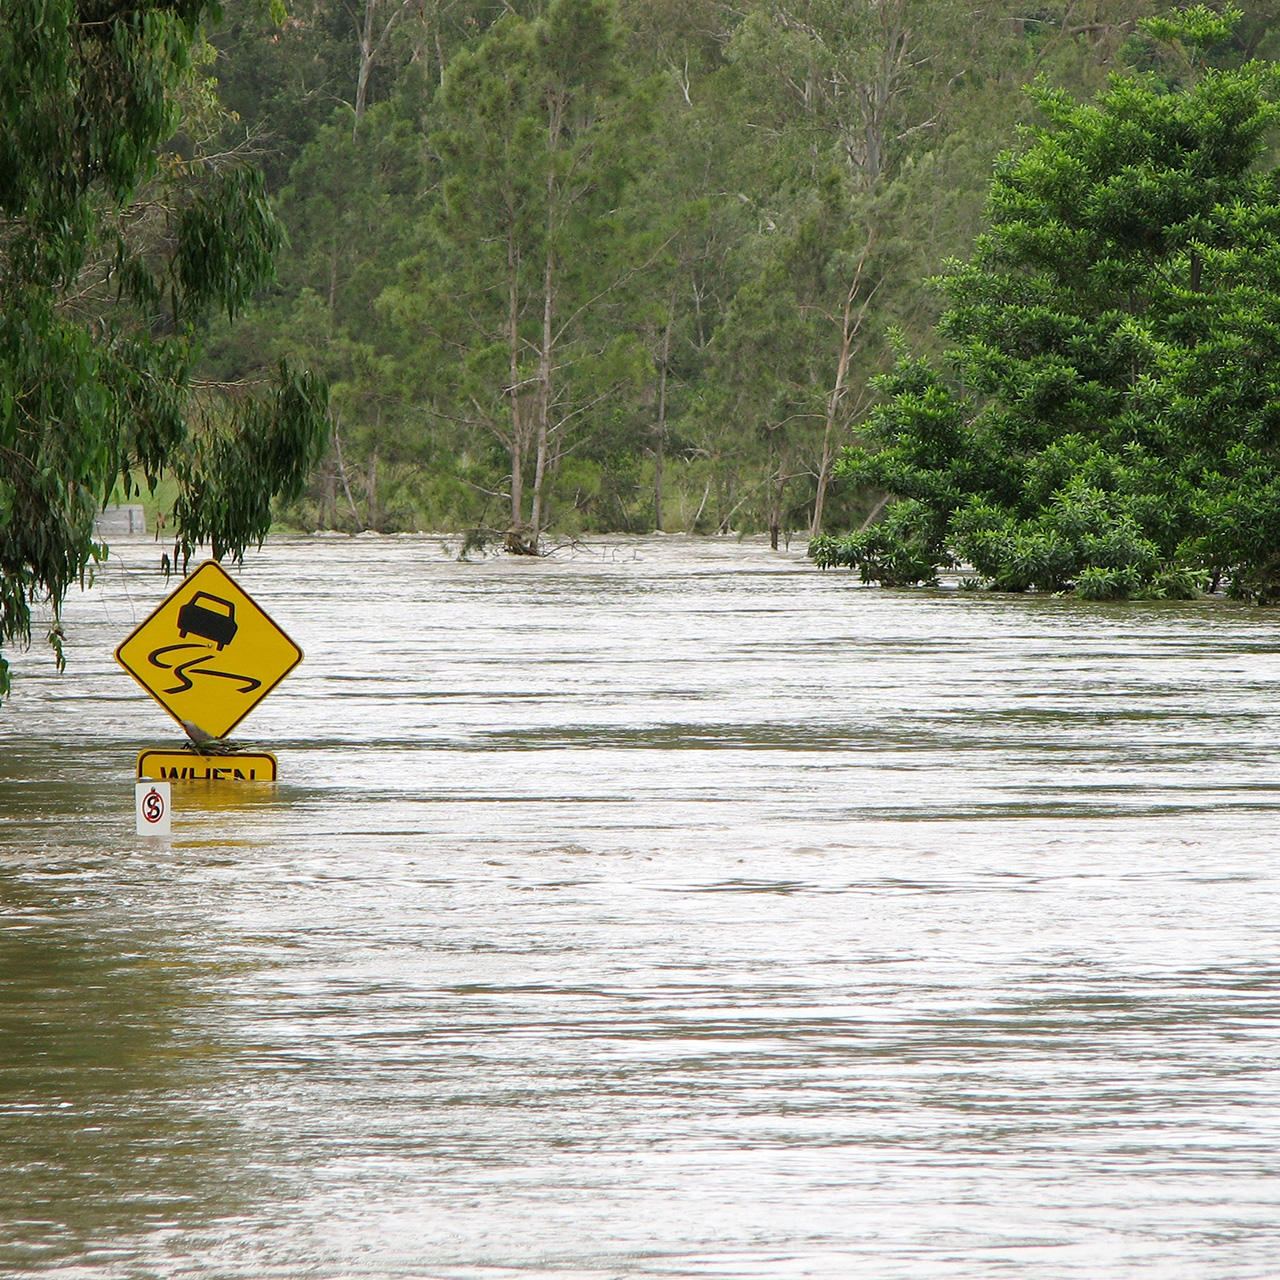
[
  {"xmin": 137, "ymin": 750, "xmax": 278, "ymax": 783},
  {"xmin": 115, "ymin": 560, "xmax": 302, "ymax": 738}
]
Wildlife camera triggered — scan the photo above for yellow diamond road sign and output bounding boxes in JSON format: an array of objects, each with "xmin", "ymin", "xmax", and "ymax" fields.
[{"xmin": 115, "ymin": 561, "xmax": 302, "ymax": 739}]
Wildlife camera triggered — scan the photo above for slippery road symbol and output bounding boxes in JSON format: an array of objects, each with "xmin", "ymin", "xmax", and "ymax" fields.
[
  {"xmin": 147, "ymin": 643, "xmax": 263, "ymax": 695},
  {"xmin": 148, "ymin": 588, "xmax": 260, "ymax": 694}
]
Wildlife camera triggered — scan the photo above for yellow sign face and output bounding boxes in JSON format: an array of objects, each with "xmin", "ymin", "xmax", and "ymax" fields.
[
  {"xmin": 138, "ymin": 750, "xmax": 278, "ymax": 783},
  {"xmin": 116, "ymin": 561, "xmax": 302, "ymax": 738}
]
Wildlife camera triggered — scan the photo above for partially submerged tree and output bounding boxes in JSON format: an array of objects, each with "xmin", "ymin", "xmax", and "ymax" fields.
[
  {"xmin": 0, "ymin": 0, "xmax": 329, "ymax": 697},
  {"xmin": 702, "ymin": 172, "xmax": 885, "ymax": 547},
  {"xmin": 383, "ymin": 0, "xmax": 655, "ymax": 552},
  {"xmin": 815, "ymin": 6, "xmax": 1280, "ymax": 600}
]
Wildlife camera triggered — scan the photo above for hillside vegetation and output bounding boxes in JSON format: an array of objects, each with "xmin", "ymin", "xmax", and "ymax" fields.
[{"xmin": 204, "ymin": 1, "xmax": 1280, "ymax": 563}]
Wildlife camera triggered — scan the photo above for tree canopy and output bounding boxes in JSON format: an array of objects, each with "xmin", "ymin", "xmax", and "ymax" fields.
[
  {"xmin": 815, "ymin": 6, "xmax": 1280, "ymax": 601},
  {"xmin": 381, "ymin": 0, "xmax": 656, "ymax": 551},
  {"xmin": 0, "ymin": 0, "xmax": 328, "ymax": 697},
  {"xmin": 12, "ymin": 0, "xmax": 1280, "ymax": 627},
  {"xmin": 203, "ymin": 0, "xmax": 1090, "ymax": 543}
]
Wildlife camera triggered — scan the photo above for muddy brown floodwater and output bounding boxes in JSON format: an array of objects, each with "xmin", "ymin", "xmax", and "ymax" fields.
[{"xmin": 2, "ymin": 533, "xmax": 1280, "ymax": 1278}]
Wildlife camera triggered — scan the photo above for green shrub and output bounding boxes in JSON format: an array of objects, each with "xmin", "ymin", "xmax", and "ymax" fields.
[
  {"xmin": 809, "ymin": 500, "xmax": 948, "ymax": 586},
  {"xmin": 1075, "ymin": 565, "xmax": 1139, "ymax": 600}
]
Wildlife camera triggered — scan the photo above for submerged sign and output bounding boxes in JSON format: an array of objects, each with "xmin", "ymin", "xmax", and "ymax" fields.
[
  {"xmin": 137, "ymin": 750, "xmax": 278, "ymax": 783},
  {"xmin": 116, "ymin": 561, "xmax": 302, "ymax": 739},
  {"xmin": 135, "ymin": 780, "xmax": 171, "ymax": 835}
]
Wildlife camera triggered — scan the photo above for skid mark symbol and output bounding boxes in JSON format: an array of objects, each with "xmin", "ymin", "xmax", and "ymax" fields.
[{"xmin": 147, "ymin": 643, "xmax": 263, "ymax": 695}]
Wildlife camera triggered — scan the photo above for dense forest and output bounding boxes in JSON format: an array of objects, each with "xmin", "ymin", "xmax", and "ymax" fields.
[{"xmin": 192, "ymin": 0, "xmax": 1280, "ymax": 550}]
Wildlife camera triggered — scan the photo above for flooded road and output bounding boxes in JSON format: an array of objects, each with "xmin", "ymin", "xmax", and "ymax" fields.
[{"xmin": 2, "ymin": 533, "xmax": 1280, "ymax": 1278}]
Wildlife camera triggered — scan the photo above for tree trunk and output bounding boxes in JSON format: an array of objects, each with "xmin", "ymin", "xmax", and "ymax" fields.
[
  {"xmin": 654, "ymin": 304, "xmax": 673, "ymax": 532},
  {"xmin": 366, "ymin": 444, "xmax": 379, "ymax": 531},
  {"xmin": 355, "ymin": 49, "xmax": 373, "ymax": 130},
  {"xmin": 321, "ymin": 463, "xmax": 337, "ymax": 530},
  {"xmin": 507, "ymin": 225, "xmax": 525, "ymax": 529},
  {"xmin": 510, "ymin": 438, "xmax": 524, "ymax": 530},
  {"xmin": 811, "ymin": 286, "xmax": 858, "ymax": 538},
  {"xmin": 529, "ymin": 147, "xmax": 558, "ymax": 546},
  {"xmin": 529, "ymin": 239, "xmax": 552, "ymax": 542},
  {"xmin": 690, "ymin": 475, "xmax": 712, "ymax": 532},
  {"xmin": 811, "ymin": 242, "xmax": 877, "ymax": 538},
  {"xmin": 770, "ymin": 441, "xmax": 787, "ymax": 550},
  {"xmin": 354, "ymin": 0, "xmax": 377, "ymax": 133},
  {"xmin": 352, "ymin": 0, "xmax": 409, "ymax": 138},
  {"xmin": 332, "ymin": 425, "xmax": 365, "ymax": 531},
  {"xmin": 812, "ymin": 416, "xmax": 835, "ymax": 540}
]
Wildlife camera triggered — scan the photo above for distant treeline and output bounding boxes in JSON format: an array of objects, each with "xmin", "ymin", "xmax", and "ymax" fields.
[{"xmin": 201, "ymin": 0, "xmax": 1280, "ymax": 545}]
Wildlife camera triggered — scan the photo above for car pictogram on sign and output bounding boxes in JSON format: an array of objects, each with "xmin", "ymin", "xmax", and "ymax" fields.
[{"xmin": 177, "ymin": 592, "xmax": 238, "ymax": 649}]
